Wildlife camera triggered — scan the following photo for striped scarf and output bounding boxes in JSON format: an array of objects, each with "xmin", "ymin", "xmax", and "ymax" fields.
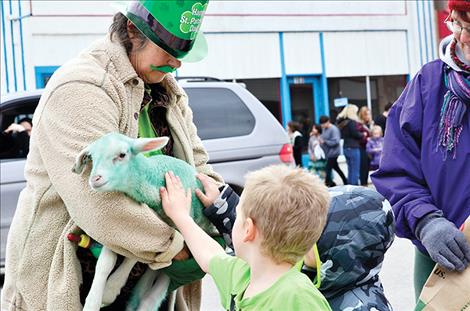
[{"xmin": 437, "ymin": 67, "xmax": 470, "ymax": 159}]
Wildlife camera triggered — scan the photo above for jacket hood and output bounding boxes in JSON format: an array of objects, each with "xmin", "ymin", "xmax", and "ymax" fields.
[
  {"xmin": 318, "ymin": 186, "xmax": 395, "ymax": 302},
  {"xmin": 439, "ymin": 35, "xmax": 470, "ymax": 73}
]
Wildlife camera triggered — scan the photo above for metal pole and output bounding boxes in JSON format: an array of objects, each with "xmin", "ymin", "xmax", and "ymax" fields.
[{"xmin": 366, "ymin": 75, "xmax": 372, "ymax": 113}]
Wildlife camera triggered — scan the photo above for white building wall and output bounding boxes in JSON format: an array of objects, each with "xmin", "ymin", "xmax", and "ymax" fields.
[
  {"xmin": 1, "ymin": 0, "xmax": 438, "ymax": 95},
  {"xmin": 178, "ymin": 33, "xmax": 281, "ymax": 79},
  {"xmin": 283, "ymin": 32, "xmax": 322, "ymax": 75},
  {"xmin": 324, "ymin": 31, "xmax": 409, "ymax": 77}
]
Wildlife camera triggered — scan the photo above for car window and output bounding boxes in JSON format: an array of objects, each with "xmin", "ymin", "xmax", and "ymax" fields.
[
  {"xmin": 0, "ymin": 99, "xmax": 38, "ymax": 160},
  {"xmin": 184, "ymin": 87, "xmax": 255, "ymax": 140}
]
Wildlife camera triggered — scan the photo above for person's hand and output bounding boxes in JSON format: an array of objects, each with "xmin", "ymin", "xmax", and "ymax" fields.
[
  {"xmin": 160, "ymin": 171, "xmax": 192, "ymax": 223},
  {"xmin": 318, "ymin": 138, "xmax": 324, "ymax": 144},
  {"xmin": 4, "ymin": 123, "xmax": 26, "ymax": 133},
  {"xmin": 194, "ymin": 173, "xmax": 220, "ymax": 208},
  {"xmin": 173, "ymin": 243, "xmax": 190, "ymax": 261},
  {"xmin": 303, "ymin": 247, "xmax": 317, "ymax": 268},
  {"xmin": 419, "ymin": 217, "xmax": 470, "ymax": 271}
]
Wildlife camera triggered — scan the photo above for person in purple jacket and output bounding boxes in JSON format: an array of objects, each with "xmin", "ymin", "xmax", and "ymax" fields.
[
  {"xmin": 366, "ymin": 125, "xmax": 384, "ymax": 171},
  {"xmin": 371, "ymin": 0, "xmax": 470, "ymax": 300}
]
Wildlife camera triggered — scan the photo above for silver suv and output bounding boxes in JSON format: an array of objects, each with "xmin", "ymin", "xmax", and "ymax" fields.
[{"xmin": 0, "ymin": 78, "xmax": 293, "ymax": 276}]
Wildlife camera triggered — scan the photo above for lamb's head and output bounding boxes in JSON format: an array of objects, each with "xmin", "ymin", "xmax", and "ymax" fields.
[{"xmin": 72, "ymin": 133, "xmax": 169, "ymax": 192}]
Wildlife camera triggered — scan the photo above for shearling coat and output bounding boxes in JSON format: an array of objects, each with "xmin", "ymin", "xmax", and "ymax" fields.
[{"xmin": 1, "ymin": 35, "xmax": 222, "ymax": 311}]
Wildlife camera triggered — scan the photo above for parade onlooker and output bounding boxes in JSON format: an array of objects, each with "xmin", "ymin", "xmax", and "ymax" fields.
[
  {"xmin": 287, "ymin": 121, "xmax": 304, "ymax": 167},
  {"xmin": 1, "ymin": 2, "xmax": 221, "ymax": 310},
  {"xmin": 372, "ymin": 0, "xmax": 470, "ymax": 300},
  {"xmin": 161, "ymin": 166, "xmax": 332, "ymax": 310},
  {"xmin": 358, "ymin": 106, "xmax": 373, "ymax": 130},
  {"xmin": 337, "ymin": 104, "xmax": 364, "ymax": 185},
  {"xmin": 358, "ymin": 107, "xmax": 372, "ymax": 185},
  {"xmin": 0, "ymin": 117, "xmax": 32, "ymax": 159},
  {"xmin": 318, "ymin": 116, "xmax": 348, "ymax": 187},
  {"xmin": 374, "ymin": 102, "xmax": 393, "ymax": 134},
  {"xmin": 303, "ymin": 186, "xmax": 394, "ymax": 311},
  {"xmin": 366, "ymin": 125, "xmax": 384, "ymax": 171},
  {"xmin": 308, "ymin": 124, "xmax": 326, "ymax": 178}
]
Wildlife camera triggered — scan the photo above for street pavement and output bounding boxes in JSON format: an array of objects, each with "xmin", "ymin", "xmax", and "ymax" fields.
[{"xmin": 201, "ymin": 236, "xmax": 416, "ymax": 311}]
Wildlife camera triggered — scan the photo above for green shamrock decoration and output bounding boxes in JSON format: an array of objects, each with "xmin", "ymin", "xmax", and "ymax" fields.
[{"xmin": 180, "ymin": 2, "xmax": 208, "ymax": 38}]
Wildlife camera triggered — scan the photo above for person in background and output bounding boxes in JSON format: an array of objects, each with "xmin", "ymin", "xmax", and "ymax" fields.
[
  {"xmin": 337, "ymin": 105, "xmax": 364, "ymax": 185},
  {"xmin": 358, "ymin": 106, "xmax": 373, "ymax": 130},
  {"xmin": 372, "ymin": 0, "xmax": 470, "ymax": 300},
  {"xmin": 366, "ymin": 125, "xmax": 384, "ymax": 171},
  {"xmin": 308, "ymin": 124, "xmax": 326, "ymax": 178},
  {"xmin": 374, "ymin": 102, "xmax": 393, "ymax": 134},
  {"xmin": 287, "ymin": 121, "xmax": 304, "ymax": 167},
  {"xmin": 318, "ymin": 116, "xmax": 348, "ymax": 187},
  {"xmin": 0, "ymin": 117, "xmax": 32, "ymax": 159}
]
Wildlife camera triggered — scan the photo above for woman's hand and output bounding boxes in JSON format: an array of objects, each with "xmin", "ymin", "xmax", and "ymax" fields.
[
  {"xmin": 304, "ymin": 247, "xmax": 317, "ymax": 268},
  {"xmin": 195, "ymin": 173, "xmax": 220, "ymax": 208},
  {"xmin": 160, "ymin": 171, "xmax": 192, "ymax": 223},
  {"xmin": 173, "ymin": 244, "xmax": 191, "ymax": 261}
]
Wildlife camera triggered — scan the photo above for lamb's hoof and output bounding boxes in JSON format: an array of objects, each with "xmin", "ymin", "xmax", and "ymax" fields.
[
  {"xmin": 102, "ymin": 286, "xmax": 121, "ymax": 306},
  {"xmin": 83, "ymin": 300, "xmax": 101, "ymax": 311}
]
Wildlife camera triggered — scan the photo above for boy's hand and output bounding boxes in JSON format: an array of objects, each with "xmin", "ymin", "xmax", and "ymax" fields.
[
  {"xmin": 195, "ymin": 173, "xmax": 220, "ymax": 208},
  {"xmin": 161, "ymin": 171, "xmax": 192, "ymax": 223}
]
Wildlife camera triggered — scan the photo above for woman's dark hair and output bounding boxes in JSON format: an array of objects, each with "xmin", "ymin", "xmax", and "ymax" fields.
[
  {"xmin": 313, "ymin": 124, "xmax": 322, "ymax": 134},
  {"xmin": 109, "ymin": 13, "xmax": 148, "ymax": 54},
  {"xmin": 287, "ymin": 121, "xmax": 302, "ymax": 132},
  {"xmin": 109, "ymin": 13, "xmax": 170, "ymax": 103}
]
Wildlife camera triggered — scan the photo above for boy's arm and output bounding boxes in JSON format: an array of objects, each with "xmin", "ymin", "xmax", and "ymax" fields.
[{"xmin": 161, "ymin": 172, "xmax": 225, "ymax": 273}]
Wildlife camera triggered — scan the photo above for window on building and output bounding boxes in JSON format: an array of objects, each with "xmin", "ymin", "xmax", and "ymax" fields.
[
  {"xmin": 237, "ymin": 78, "xmax": 282, "ymax": 123},
  {"xmin": 327, "ymin": 77, "xmax": 367, "ymax": 123},
  {"xmin": 34, "ymin": 66, "xmax": 60, "ymax": 89},
  {"xmin": 184, "ymin": 87, "xmax": 255, "ymax": 140},
  {"xmin": 369, "ymin": 75, "xmax": 407, "ymax": 118}
]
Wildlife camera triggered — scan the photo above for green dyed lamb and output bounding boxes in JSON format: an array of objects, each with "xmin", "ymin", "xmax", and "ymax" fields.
[
  {"xmin": 72, "ymin": 132, "xmax": 216, "ymax": 233},
  {"xmin": 72, "ymin": 132, "xmax": 217, "ymax": 311}
]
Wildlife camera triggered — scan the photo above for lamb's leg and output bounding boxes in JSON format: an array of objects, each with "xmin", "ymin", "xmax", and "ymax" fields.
[
  {"xmin": 136, "ymin": 273, "xmax": 170, "ymax": 311},
  {"xmin": 101, "ymin": 257, "xmax": 138, "ymax": 306},
  {"xmin": 83, "ymin": 246, "xmax": 117, "ymax": 311},
  {"xmin": 125, "ymin": 268, "xmax": 160, "ymax": 311}
]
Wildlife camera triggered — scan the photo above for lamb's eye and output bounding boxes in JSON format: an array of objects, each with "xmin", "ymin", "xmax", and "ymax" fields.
[{"xmin": 119, "ymin": 153, "xmax": 126, "ymax": 159}]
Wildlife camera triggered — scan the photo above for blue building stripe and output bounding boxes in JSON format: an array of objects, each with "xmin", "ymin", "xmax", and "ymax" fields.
[
  {"xmin": 8, "ymin": 0, "xmax": 17, "ymax": 91},
  {"xmin": 18, "ymin": 0, "xmax": 26, "ymax": 90},
  {"xmin": 421, "ymin": 0, "xmax": 429, "ymax": 63},
  {"xmin": 1, "ymin": 1, "xmax": 10, "ymax": 93},
  {"xmin": 416, "ymin": 0, "xmax": 424, "ymax": 67},
  {"xmin": 319, "ymin": 32, "xmax": 329, "ymax": 118},
  {"xmin": 278, "ymin": 32, "xmax": 292, "ymax": 128},
  {"xmin": 427, "ymin": 0, "xmax": 435, "ymax": 60}
]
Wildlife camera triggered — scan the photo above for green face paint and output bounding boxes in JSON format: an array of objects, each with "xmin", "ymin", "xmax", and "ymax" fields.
[{"xmin": 150, "ymin": 65, "xmax": 177, "ymax": 73}]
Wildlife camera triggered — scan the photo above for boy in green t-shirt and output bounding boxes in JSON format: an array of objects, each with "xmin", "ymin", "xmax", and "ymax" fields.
[{"xmin": 160, "ymin": 165, "xmax": 332, "ymax": 311}]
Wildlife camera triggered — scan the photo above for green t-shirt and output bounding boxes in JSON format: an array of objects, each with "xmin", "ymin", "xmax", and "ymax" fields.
[{"xmin": 209, "ymin": 253, "xmax": 332, "ymax": 311}]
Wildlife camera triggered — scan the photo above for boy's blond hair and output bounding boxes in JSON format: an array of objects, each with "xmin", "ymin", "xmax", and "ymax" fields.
[{"xmin": 241, "ymin": 165, "xmax": 330, "ymax": 265}]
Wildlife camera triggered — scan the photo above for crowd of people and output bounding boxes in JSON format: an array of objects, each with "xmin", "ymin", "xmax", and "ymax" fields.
[{"xmin": 289, "ymin": 103, "xmax": 388, "ymax": 188}]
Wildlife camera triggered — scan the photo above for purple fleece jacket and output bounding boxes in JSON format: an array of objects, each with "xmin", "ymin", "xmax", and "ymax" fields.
[{"xmin": 371, "ymin": 59, "xmax": 470, "ymax": 253}]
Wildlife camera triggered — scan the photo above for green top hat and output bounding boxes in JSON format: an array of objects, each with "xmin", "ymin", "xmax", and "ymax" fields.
[{"xmin": 114, "ymin": 0, "xmax": 209, "ymax": 63}]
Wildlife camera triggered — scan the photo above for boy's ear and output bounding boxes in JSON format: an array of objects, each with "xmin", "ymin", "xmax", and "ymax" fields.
[
  {"xmin": 132, "ymin": 137, "xmax": 169, "ymax": 154},
  {"xmin": 243, "ymin": 218, "xmax": 257, "ymax": 242}
]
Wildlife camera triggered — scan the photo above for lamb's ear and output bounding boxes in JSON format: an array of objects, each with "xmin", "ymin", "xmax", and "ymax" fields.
[
  {"xmin": 72, "ymin": 147, "xmax": 91, "ymax": 174},
  {"xmin": 132, "ymin": 137, "xmax": 169, "ymax": 154}
]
